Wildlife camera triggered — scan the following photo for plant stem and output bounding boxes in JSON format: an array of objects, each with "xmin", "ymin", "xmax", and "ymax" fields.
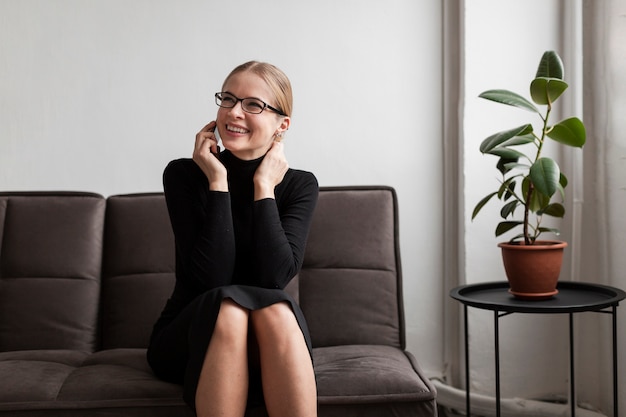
[
  {"xmin": 524, "ymin": 103, "xmax": 552, "ymax": 245},
  {"xmin": 523, "ymin": 185, "xmax": 532, "ymax": 244}
]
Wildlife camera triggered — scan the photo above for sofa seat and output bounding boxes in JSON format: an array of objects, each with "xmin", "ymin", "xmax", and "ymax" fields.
[
  {"xmin": 0, "ymin": 349, "xmax": 192, "ymax": 417},
  {"xmin": 315, "ymin": 345, "xmax": 432, "ymax": 402},
  {"xmin": 0, "ymin": 345, "xmax": 434, "ymax": 416},
  {"xmin": 315, "ymin": 345, "xmax": 436, "ymax": 416}
]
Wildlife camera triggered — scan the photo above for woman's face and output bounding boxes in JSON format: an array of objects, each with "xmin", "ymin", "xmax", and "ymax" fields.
[{"xmin": 216, "ymin": 71, "xmax": 290, "ymax": 160}]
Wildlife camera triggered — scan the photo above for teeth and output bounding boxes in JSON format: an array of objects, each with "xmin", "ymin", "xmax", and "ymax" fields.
[{"xmin": 227, "ymin": 125, "xmax": 249, "ymax": 134}]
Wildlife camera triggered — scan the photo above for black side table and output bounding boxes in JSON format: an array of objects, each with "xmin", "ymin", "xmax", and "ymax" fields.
[{"xmin": 450, "ymin": 281, "xmax": 626, "ymax": 417}]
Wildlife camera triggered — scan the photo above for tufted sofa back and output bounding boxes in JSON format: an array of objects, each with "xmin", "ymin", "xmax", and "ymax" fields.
[
  {"xmin": 299, "ymin": 186, "xmax": 404, "ymax": 349},
  {"xmin": 0, "ymin": 193, "xmax": 105, "ymax": 352},
  {"xmin": 0, "ymin": 186, "xmax": 404, "ymax": 352},
  {"xmin": 100, "ymin": 193, "xmax": 175, "ymax": 349}
]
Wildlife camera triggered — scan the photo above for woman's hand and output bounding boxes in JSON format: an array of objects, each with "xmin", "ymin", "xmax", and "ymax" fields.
[
  {"xmin": 254, "ymin": 140, "xmax": 289, "ymax": 200},
  {"xmin": 193, "ymin": 121, "xmax": 228, "ymax": 191}
]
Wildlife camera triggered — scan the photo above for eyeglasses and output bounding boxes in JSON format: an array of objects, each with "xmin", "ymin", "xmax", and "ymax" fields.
[{"xmin": 215, "ymin": 92, "xmax": 286, "ymax": 116}]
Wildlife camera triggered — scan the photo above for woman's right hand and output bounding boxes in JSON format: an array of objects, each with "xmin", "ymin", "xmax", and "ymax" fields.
[{"xmin": 193, "ymin": 121, "xmax": 228, "ymax": 191}]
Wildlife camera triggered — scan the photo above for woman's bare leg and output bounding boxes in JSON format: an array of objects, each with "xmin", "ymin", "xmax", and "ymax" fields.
[
  {"xmin": 196, "ymin": 299, "xmax": 250, "ymax": 417},
  {"xmin": 251, "ymin": 302, "xmax": 317, "ymax": 417}
]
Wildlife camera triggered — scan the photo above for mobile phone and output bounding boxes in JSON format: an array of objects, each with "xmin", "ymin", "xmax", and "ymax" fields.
[{"xmin": 212, "ymin": 125, "xmax": 221, "ymax": 156}]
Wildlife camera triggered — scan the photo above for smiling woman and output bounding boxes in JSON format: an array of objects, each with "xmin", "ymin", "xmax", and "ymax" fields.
[{"xmin": 146, "ymin": 61, "xmax": 319, "ymax": 417}]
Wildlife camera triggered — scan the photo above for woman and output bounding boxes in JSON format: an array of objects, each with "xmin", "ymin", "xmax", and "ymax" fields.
[{"xmin": 147, "ymin": 61, "xmax": 318, "ymax": 417}]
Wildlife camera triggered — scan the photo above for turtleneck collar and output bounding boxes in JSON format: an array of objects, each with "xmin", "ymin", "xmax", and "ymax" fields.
[{"xmin": 220, "ymin": 149, "xmax": 264, "ymax": 179}]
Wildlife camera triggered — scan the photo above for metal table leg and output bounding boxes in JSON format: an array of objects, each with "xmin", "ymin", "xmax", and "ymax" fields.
[
  {"xmin": 494, "ymin": 310, "xmax": 501, "ymax": 417},
  {"xmin": 464, "ymin": 304, "xmax": 470, "ymax": 416},
  {"xmin": 612, "ymin": 306, "xmax": 618, "ymax": 417},
  {"xmin": 569, "ymin": 312, "xmax": 576, "ymax": 417}
]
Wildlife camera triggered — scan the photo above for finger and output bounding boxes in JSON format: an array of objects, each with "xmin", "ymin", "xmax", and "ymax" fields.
[
  {"xmin": 207, "ymin": 139, "xmax": 218, "ymax": 155},
  {"xmin": 269, "ymin": 140, "xmax": 284, "ymax": 155},
  {"xmin": 196, "ymin": 138, "xmax": 216, "ymax": 156},
  {"xmin": 202, "ymin": 121, "xmax": 217, "ymax": 133},
  {"xmin": 196, "ymin": 121, "xmax": 217, "ymax": 139},
  {"xmin": 195, "ymin": 129, "xmax": 218, "ymax": 151},
  {"xmin": 195, "ymin": 132, "xmax": 213, "ymax": 150}
]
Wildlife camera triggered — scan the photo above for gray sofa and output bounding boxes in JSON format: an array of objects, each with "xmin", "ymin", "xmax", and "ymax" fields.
[{"xmin": 0, "ymin": 186, "xmax": 437, "ymax": 417}]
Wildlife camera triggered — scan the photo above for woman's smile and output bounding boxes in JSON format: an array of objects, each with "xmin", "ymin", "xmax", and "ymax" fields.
[{"xmin": 225, "ymin": 124, "xmax": 250, "ymax": 135}]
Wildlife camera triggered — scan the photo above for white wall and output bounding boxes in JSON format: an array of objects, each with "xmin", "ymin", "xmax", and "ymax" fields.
[
  {"xmin": 580, "ymin": 0, "xmax": 626, "ymax": 412},
  {"xmin": 0, "ymin": 0, "xmax": 445, "ymax": 376}
]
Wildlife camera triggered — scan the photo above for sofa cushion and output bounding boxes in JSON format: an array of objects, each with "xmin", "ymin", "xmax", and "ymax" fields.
[
  {"xmin": 57, "ymin": 349, "xmax": 182, "ymax": 401},
  {"xmin": 300, "ymin": 187, "xmax": 403, "ymax": 348},
  {"xmin": 0, "ymin": 193, "xmax": 105, "ymax": 352},
  {"xmin": 314, "ymin": 345, "xmax": 437, "ymax": 417},
  {"xmin": 101, "ymin": 194, "xmax": 175, "ymax": 349},
  {"xmin": 314, "ymin": 345, "xmax": 433, "ymax": 403},
  {"xmin": 0, "ymin": 350, "xmax": 88, "ymax": 402},
  {"xmin": 0, "ymin": 349, "xmax": 193, "ymax": 417}
]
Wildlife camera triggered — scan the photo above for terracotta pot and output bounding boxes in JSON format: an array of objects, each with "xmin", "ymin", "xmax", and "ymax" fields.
[{"xmin": 498, "ymin": 240, "xmax": 567, "ymax": 300}]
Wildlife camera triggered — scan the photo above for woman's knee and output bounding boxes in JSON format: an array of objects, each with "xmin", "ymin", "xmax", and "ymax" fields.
[
  {"xmin": 213, "ymin": 299, "xmax": 249, "ymax": 344},
  {"xmin": 251, "ymin": 302, "xmax": 300, "ymax": 341}
]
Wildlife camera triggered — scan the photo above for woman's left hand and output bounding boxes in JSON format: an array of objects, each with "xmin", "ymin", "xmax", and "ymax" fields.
[{"xmin": 253, "ymin": 140, "xmax": 289, "ymax": 200}]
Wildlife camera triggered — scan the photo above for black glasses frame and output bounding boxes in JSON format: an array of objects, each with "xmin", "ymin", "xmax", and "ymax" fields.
[{"xmin": 215, "ymin": 92, "xmax": 286, "ymax": 116}]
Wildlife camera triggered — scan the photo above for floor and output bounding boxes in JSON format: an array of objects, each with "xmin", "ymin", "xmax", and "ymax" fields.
[{"xmin": 437, "ymin": 405, "xmax": 467, "ymax": 416}]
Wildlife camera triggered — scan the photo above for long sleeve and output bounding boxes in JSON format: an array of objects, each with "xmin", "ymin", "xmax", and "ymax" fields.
[
  {"xmin": 251, "ymin": 170, "xmax": 319, "ymax": 289},
  {"xmin": 163, "ymin": 159, "xmax": 236, "ymax": 292}
]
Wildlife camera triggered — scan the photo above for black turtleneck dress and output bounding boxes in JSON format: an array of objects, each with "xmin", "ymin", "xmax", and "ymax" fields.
[{"xmin": 146, "ymin": 150, "xmax": 319, "ymax": 408}]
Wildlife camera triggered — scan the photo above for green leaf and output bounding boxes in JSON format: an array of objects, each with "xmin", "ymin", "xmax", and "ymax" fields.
[
  {"xmin": 547, "ymin": 117, "xmax": 586, "ymax": 147},
  {"xmin": 530, "ymin": 77, "xmax": 569, "ymax": 105},
  {"xmin": 486, "ymin": 147, "xmax": 527, "ymax": 160},
  {"xmin": 538, "ymin": 227, "xmax": 561, "ymax": 236},
  {"xmin": 528, "ymin": 186, "xmax": 551, "ymax": 212},
  {"xmin": 497, "ymin": 157, "xmax": 521, "ymax": 175},
  {"xmin": 503, "ymin": 180, "xmax": 517, "ymax": 200},
  {"xmin": 480, "ymin": 124, "xmax": 534, "ymax": 153},
  {"xmin": 472, "ymin": 192, "xmax": 497, "ymax": 220},
  {"xmin": 479, "ymin": 90, "xmax": 539, "ymax": 114},
  {"xmin": 496, "ymin": 221, "xmax": 523, "ymax": 237},
  {"xmin": 560, "ymin": 172, "xmax": 568, "ymax": 188},
  {"xmin": 502, "ymin": 162, "xmax": 530, "ymax": 171},
  {"xmin": 557, "ymin": 173, "xmax": 568, "ymax": 200},
  {"xmin": 540, "ymin": 203, "xmax": 565, "ymax": 218},
  {"xmin": 498, "ymin": 178, "xmax": 516, "ymax": 199},
  {"xmin": 500, "ymin": 200, "xmax": 519, "ymax": 219},
  {"xmin": 529, "ymin": 158, "xmax": 560, "ymax": 197},
  {"xmin": 521, "ymin": 176, "xmax": 530, "ymax": 203},
  {"xmin": 501, "ymin": 133, "xmax": 536, "ymax": 147},
  {"xmin": 536, "ymin": 50, "xmax": 564, "ymax": 79}
]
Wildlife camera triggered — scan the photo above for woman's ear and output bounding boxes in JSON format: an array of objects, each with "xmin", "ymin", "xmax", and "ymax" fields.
[{"xmin": 275, "ymin": 116, "xmax": 290, "ymax": 139}]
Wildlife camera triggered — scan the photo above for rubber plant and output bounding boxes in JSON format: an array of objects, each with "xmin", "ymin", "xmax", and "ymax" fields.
[{"xmin": 472, "ymin": 50, "xmax": 586, "ymax": 245}]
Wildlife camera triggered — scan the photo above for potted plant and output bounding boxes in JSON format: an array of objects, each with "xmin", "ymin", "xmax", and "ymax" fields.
[{"xmin": 472, "ymin": 50, "xmax": 586, "ymax": 299}]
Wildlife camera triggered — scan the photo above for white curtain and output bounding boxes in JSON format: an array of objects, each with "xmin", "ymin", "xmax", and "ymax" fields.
[{"xmin": 581, "ymin": 0, "xmax": 626, "ymax": 412}]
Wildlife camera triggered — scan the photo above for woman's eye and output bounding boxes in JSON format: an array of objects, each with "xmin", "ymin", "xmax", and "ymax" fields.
[
  {"xmin": 245, "ymin": 100, "xmax": 265, "ymax": 111},
  {"xmin": 221, "ymin": 96, "xmax": 236, "ymax": 105}
]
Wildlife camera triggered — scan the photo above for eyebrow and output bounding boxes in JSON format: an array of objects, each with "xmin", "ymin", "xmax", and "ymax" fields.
[{"xmin": 223, "ymin": 91, "xmax": 264, "ymax": 101}]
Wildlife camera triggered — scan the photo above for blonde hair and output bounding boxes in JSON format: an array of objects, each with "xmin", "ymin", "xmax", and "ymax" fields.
[{"xmin": 222, "ymin": 61, "xmax": 293, "ymax": 117}]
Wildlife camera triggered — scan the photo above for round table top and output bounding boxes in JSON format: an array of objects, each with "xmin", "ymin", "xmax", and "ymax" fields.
[{"xmin": 450, "ymin": 281, "xmax": 626, "ymax": 313}]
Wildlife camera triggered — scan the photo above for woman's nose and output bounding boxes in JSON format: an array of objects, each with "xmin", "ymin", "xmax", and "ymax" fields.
[{"xmin": 228, "ymin": 100, "xmax": 245, "ymax": 117}]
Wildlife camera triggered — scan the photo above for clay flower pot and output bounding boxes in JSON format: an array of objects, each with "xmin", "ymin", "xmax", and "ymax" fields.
[{"xmin": 498, "ymin": 240, "xmax": 567, "ymax": 300}]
